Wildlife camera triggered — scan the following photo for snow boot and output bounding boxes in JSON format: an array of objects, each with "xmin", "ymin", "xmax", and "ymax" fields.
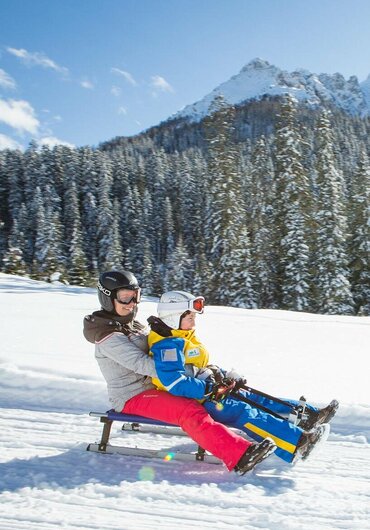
[
  {"xmin": 293, "ymin": 423, "xmax": 330, "ymax": 462},
  {"xmin": 234, "ymin": 438, "xmax": 276, "ymax": 475},
  {"xmin": 299, "ymin": 400, "xmax": 339, "ymax": 431}
]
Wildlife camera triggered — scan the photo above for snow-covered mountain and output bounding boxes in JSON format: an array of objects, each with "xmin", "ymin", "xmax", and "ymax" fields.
[{"xmin": 174, "ymin": 58, "xmax": 370, "ymax": 121}]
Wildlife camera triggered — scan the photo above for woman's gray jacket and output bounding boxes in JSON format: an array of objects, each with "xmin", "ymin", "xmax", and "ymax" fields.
[{"xmin": 83, "ymin": 311, "xmax": 157, "ymax": 411}]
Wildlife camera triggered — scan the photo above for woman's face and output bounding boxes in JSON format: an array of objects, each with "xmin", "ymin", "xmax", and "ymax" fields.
[
  {"xmin": 180, "ymin": 311, "xmax": 196, "ymax": 330},
  {"xmin": 113, "ymin": 288, "xmax": 138, "ymax": 317}
]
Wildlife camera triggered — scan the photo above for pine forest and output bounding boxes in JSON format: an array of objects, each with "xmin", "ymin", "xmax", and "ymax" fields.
[{"xmin": 0, "ymin": 95, "xmax": 369, "ymax": 315}]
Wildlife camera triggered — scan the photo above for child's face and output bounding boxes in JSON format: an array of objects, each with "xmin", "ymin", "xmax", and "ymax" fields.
[{"xmin": 180, "ymin": 311, "xmax": 196, "ymax": 330}]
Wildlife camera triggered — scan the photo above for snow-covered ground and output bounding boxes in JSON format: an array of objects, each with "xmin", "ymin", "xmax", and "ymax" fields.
[{"xmin": 0, "ymin": 273, "xmax": 369, "ymax": 530}]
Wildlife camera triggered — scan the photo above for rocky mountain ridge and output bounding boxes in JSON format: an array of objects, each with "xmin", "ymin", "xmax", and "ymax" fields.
[{"xmin": 172, "ymin": 58, "xmax": 370, "ymax": 122}]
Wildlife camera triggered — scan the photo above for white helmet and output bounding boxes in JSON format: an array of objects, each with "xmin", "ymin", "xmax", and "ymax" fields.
[{"xmin": 157, "ymin": 290, "xmax": 205, "ymax": 329}]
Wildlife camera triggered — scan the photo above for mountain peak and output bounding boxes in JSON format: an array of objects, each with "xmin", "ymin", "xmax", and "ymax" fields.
[
  {"xmin": 173, "ymin": 60, "xmax": 370, "ymax": 122},
  {"xmin": 240, "ymin": 58, "xmax": 273, "ymax": 72}
]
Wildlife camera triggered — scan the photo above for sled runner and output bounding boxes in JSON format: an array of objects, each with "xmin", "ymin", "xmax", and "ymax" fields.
[{"xmin": 87, "ymin": 410, "xmax": 229, "ymax": 464}]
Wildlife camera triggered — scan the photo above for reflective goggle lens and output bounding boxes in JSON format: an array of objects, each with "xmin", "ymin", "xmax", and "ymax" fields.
[
  {"xmin": 116, "ymin": 288, "xmax": 141, "ymax": 305},
  {"xmin": 192, "ymin": 297, "xmax": 204, "ymax": 312}
]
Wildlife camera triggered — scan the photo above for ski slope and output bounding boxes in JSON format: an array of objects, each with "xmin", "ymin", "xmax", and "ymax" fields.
[{"xmin": 0, "ymin": 273, "xmax": 369, "ymax": 530}]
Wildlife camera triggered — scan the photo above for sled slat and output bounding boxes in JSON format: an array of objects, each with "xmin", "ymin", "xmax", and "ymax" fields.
[{"xmin": 86, "ymin": 443, "xmax": 223, "ymax": 464}]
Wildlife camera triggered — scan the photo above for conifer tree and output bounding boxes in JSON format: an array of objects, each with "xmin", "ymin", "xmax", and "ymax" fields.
[
  {"xmin": 82, "ymin": 190, "xmax": 98, "ymax": 272},
  {"xmin": 96, "ymin": 160, "xmax": 123, "ymax": 271},
  {"xmin": 141, "ymin": 236, "xmax": 155, "ymax": 295},
  {"xmin": 192, "ymin": 240, "xmax": 212, "ymax": 297},
  {"xmin": 274, "ymin": 96, "xmax": 312, "ymax": 311},
  {"xmin": 2, "ymin": 219, "xmax": 27, "ymax": 275},
  {"xmin": 204, "ymin": 95, "xmax": 255, "ymax": 307},
  {"xmin": 313, "ymin": 110, "xmax": 354, "ymax": 314},
  {"xmin": 249, "ymin": 136, "xmax": 277, "ymax": 307},
  {"xmin": 165, "ymin": 236, "xmax": 193, "ymax": 291},
  {"xmin": 163, "ymin": 196, "xmax": 175, "ymax": 260},
  {"xmin": 145, "ymin": 149, "xmax": 169, "ymax": 264},
  {"xmin": 0, "ymin": 218, "xmax": 6, "ymax": 265},
  {"xmin": 31, "ymin": 186, "xmax": 63, "ymax": 280},
  {"xmin": 16, "ymin": 203, "xmax": 32, "ymax": 268},
  {"xmin": 68, "ymin": 217, "xmax": 89, "ymax": 285},
  {"xmin": 103, "ymin": 199, "xmax": 124, "ymax": 271},
  {"xmin": 349, "ymin": 148, "xmax": 370, "ymax": 315},
  {"xmin": 5, "ymin": 149, "xmax": 24, "ymax": 220}
]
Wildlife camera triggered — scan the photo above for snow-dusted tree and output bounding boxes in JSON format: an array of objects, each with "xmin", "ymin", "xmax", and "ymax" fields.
[
  {"xmin": 121, "ymin": 184, "xmax": 145, "ymax": 274},
  {"xmin": 96, "ymin": 160, "xmax": 123, "ymax": 271},
  {"xmin": 274, "ymin": 96, "xmax": 312, "ymax": 311},
  {"xmin": 349, "ymin": 148, "xmax": 370, "ymax": 315},
  {"xmin": 0, "ymin": 217, "xmax": 6, "ymax": 265},
  {"xmin": 163, "ymin": 196, "xmax": 175, "ymax": 260},
  {"xmin": 219, "ymin": 225, "xmax": 256, "ymax": 307},
  {"xmin": 192, "ymin": 240, "xmax": 213, "ymax": 297},
  {"xmin": 31, "ymin": 189, "xmax": 50, "ymax": 277},
  {"xmin": 2, "ymin": 219, "xmax": 27, "ymax": 275},
  {"xmin": 313, "ymin": 110, "xmax": 354, "ymax": 314},
  {"xmin": 15, "ymin": 203, "xmax": 32, "ymax": 267},
  {"xmin": 105, "ymin": 199, "xmax": 124, "ymax": 270},
  {"xmin": 0, "ymin": 152, "xmax": 8, "ymax": 230},
  {"xmin": 165, "ymin": 236, "xmax": 193, "ymax": 291},
  {"xmin": 44, "ymin": 181, "xmax": 64, "ymax": 250},
  {"xmin": 140, "ymin": 235, "xmax": 155, "ymax": 295},
  {"xmin": 249, "ymin": 136, "xmax": 277, "ymax": 307},
  {"xmin": 62, "ymin": 176, "xmax": 88, "ymax": 284},
  {"xmin": 145, "ymin": 148, "xmax": 169, "ymax": 264},
  {"xmin": 31, "ymin": 186, "xmax": 64, "ymax": 280},
  {"xmin": 176, "ymin": 151, "xmax": 202, "ymax": 256},
  {"xmin": 68, "ymin": 218, "xmax": 89, "ymax": 285},
  {"xmin": 81, "ymin": 190, "xmax": 98, "ymax": 272},
  {"xmin": 23, "ymin": 141, "xmax": 41, "ymax": 207},
  {"xmin": 5, "ymin": 149, "xmax": 24, "ymax": 220},
  {"xmin": 204, "ymin": 95, "xmax": 255, "ymax": 306}
]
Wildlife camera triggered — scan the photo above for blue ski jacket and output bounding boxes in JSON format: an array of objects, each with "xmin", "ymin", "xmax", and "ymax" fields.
[{"xmin": 148, "ymin": 325, "xmax": 210, "ymax": 399}]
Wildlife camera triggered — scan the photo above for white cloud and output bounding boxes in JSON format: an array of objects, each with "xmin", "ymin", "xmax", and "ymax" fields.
[
  {"xmin": 0, "ymin": 133, "xmax": 23, "ymax": 150},
  {"xmin": 0, "ymin": 68, "xmax": 16, "ymax": 90},
  {"xmin": 80, "ymin": 80, "xmax": 94, "ymax": 89},
  {"xmin": 118, "ymin": 106, "xmax": 127, "ymax": 115},
  {"xmin": 111, "ymin": 85, "xmax": 121, "ymax": 97},
  {"xmin": 6, "ymin": 47, "xmax": 69, "ymax": 76},
  {"xmin": 0, "ymin": 98, "xmax": 39, "ymax": 134},
  {"xmin": 38, "ymin": 136, "xmax": 75, "ymax": 149},
  {"xmin": 111, "ymin": 67, "xmax": 137, "ymax": 86},
  {"xmin": 150, "ymin": 75, "xmax": 174, "ymax": 93}
]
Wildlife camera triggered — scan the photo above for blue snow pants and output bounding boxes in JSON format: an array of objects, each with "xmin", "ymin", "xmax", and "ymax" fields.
[{"xmin": 204, "ymin": 391, "xmax": 317, "ymax": 463}]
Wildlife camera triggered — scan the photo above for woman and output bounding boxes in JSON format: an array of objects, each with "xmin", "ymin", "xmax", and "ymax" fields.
[
  {"xmin": 147, "ymin": 290, "xmax": 338, "ymax": 463},
  {"xmin": 83, "ymin": 270, "xmax": 276, "ymax": 475}
]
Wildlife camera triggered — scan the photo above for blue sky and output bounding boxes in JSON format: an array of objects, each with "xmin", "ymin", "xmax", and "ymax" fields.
[{"xmin": 1, "ymin": 0, "xmax": 370, "ymax": 150}]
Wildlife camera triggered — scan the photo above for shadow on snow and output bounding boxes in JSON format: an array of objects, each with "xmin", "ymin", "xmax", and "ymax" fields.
[{"xmin": 0, "ymin": 444, "xmax": 295, "ymax": 496}]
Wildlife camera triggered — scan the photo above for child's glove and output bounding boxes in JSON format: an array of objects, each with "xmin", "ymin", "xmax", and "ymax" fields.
[
  {"xmin": 204, "ymin": 378, "xmax": 236, "ymax": 402},
  {"xmin": 206, "ymin": 364, "xmax": 226, "ymax": 383},
  {"xmin": 226, "ymin": 369, "xmax": 247, "ymax": 389}
]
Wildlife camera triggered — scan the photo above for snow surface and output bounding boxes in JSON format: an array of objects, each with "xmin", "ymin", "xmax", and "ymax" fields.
[
  {"xmin": 0, "ymin": 273, "xmax": 369, "ymax": 530},
  {"xmin": 174, "ymin": 58, "xmax": 370, "ymax": 121}
]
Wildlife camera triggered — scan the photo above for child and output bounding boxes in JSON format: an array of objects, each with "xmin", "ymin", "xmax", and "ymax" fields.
[{"xmin": 148, "ymin": 290, "xmax": 338, "ymax": 463}]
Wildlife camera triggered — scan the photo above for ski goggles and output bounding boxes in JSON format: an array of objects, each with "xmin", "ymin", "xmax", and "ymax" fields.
[
  {"xmin": 159, "ymin": 296, "xmax": 205, "ymax": 314},
  {"xmin": 115, "ymin": 288, "xmax": 141, "ymax": 305}
]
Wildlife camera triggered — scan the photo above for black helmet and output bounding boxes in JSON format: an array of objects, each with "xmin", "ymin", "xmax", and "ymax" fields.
[{"xmin": 97, "ymin": 270, "xmax": 140, "ymax": 313}]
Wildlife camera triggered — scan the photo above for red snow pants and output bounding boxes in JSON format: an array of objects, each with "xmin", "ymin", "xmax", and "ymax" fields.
[{"xmin": 122, "ymin": 389, "xmax": 251, "ymax": 470}]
